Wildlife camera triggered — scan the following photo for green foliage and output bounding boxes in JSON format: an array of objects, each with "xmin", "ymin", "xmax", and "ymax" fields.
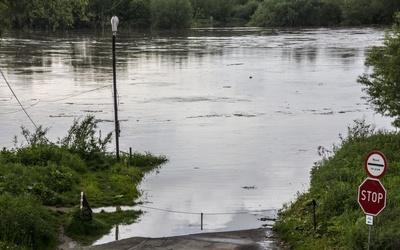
[
  {"xmin": 150, "ymin": 0, "xmax": 193, "ymax": 29},
  {"xmin": 9, "ymin": 0, "xmax": 89, "ymax": 30},
  {"xmin": 251, "ymin": 0, "xmax": 400, "ymax": 27},
  {"xmin": 251, "ymin": 0, "xmax": 341, "ymax": 27},
  {"xmin": 0, "ymin": 195, "xmax": 58, "ymax": 249},
  {"xmin": 0, "ymin": 0, "xmax": 11, "ymax": 36},
  {"xmin": 274, "ymin": 192, "xmax": 320, "ymax": 249},
  {"xmin": 58, "ymin": 115, "xmax": 113, "ymax": 169},
  {"xmin": 274, "ymin": 118, "xmax": 400, "ymax": 249},
  {"xmin": 340, "ymin": 0, "xmax": 398, "ymax": 25},
  {"xmin": 191, "ymin": 0, "xmax": 234, "ymax": 22},
  {"xmin": 126, "ymin": 151, "xmax": 168, "ymax": 172},
  {"xmin": 358, "ymin": 12, "xmax": 400, "ymax": 128},
  {"xmin": 0, "ymin": 116, "xmax": 168, "ymax": 248},
  {"xmin": 20, "ymin": 125, "xmax": 49, "ymax": 146},
  {"xmin": 233, "ymin": 0, "xmax": 259, "ymax": 20},
  {"xmin": 1, "ymin": 0, "xmax": 399, "ymax": 30},
  {"xmin": 109, "ymin": 163, "xmax": 143, "ymax": 196},
  {"xmin": 0, "ymin": 160, "xmax": 80, "ymax": 205},
  {"xmin": 128, "ymin": 0, "xmax": 152, "ymax": 28},
  {"xmin": 15, "ymin": 144, "xmax": 85, "ymax": 172},
  {"xmin": 340, "ymin": 0, "xmax": 373, "ymax": 25}
]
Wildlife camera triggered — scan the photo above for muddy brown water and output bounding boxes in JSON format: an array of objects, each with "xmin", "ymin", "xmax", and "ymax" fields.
[{"xmin": 0, "ymin": 27, "xmax": 393, "ymax": 245}]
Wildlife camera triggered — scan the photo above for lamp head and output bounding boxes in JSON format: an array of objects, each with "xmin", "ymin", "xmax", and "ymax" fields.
[{"xmin": 111, "ymin": 16, "xmax": 119, "ymax": 34}]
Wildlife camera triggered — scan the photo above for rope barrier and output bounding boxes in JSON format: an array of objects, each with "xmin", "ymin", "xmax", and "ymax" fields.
[
  {"xmin": 137, "ymin": 205, "xmax": 277, "ymax": 216},
  {"xmin": 136, "ymin": 204, "xmax": 277, "ymax": 230},
  {"xmin": 0, "ymin": 68, "xmax": 39, "ymax": 129},
  {"xmin": 40, "ymin": 85, "xmax": 111, "ymax": 103}
]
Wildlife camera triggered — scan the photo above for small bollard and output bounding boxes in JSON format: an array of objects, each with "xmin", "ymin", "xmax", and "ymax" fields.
[{"xmin": 201, "ymin": 213, "xmax": 203, "ymax": 230}]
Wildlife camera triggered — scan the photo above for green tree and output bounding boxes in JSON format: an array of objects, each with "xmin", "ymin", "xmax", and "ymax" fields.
[
  {"xmin": 87, "ymin": 0, "xmax": 116, "ymax": 29},
  {"xmin": 128, "ymin": 0, "xmax": 152, "ymax": 28},
  {"xmin": 9, "ymin": 0, "xmax": 88, "ymax": 30},
  {"xmin": 190, "ymin": 0, "xmax": 234, "ymax": 22},
  {"xmin": 340, "ymin": 0, "xmax": 372, "ymax": 25},
  {"xmin": 0, "ymin": 0, "xmax": 11, "ymax": 36},
  {"xmin": 251, "ymin": 0, "xmax": 341, "ymax": 27},
  {"xmin": 357, "ymin": 12, "xmax": 400, "ymax": 127},
  {"xmin": 369, "ymin": 0, "xmax": 400, "ymax": 24},
  {"xmin": 151, "ymin": 0, "xmax": 193, "ymax": 29},
  {"xmin": 233, "ymin": 0, "xmax": 259, "ymax": 20}
]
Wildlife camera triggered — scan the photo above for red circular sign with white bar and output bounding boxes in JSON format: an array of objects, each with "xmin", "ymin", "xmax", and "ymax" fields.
[{"xmin": 364, "ymin": 151, "xmax": 387, "ymax": 179}]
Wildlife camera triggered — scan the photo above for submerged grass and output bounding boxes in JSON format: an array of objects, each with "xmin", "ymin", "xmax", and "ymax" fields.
[
  {"xmin": 65, "ymin": 207, "xmax": 142, "ymax": 245},
  {"xmin": 274, "ymin": 119, "xmax": 400, "ymax": 249}
]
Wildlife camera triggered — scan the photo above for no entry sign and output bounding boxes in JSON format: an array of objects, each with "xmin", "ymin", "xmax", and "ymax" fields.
[
  {"xmin": 358, "ymin": 178, "xmax": 386, "ymax": 216},
  {"xmin": 364, "ymin": 151, "xmax": 387, "ymax": 179}
]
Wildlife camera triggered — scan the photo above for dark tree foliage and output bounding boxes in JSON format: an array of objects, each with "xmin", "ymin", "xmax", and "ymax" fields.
[
  {"xmin": 251, "ymin": 0, "xmax": 342, "ymax": 27},
  {"xmin": 357, "ymin": 12, "xmax": 400, "ymax": 127},
  {"xmin": 0, "ymin": 0, "xmax": 11, "ymax": 36},
  {"xmin": 233, "ymin": 0, "xmax": 259, "ymax": 20},
  {"xmin": 251, "ymin": 0, "xmax": 400, "ymax": 27},
  {"xmin": 150, "ymin": 0, "xmax": 193, "ymax": 29},
  {"xmin": 0, "ymin": 0, "xmax": 399, "ymax": 31},
  {"xmin": 128, "ymin": 0, "xmax": 152, "ymax": 28},
  {"xmin": 8, "ymin": 0, "xmax": 88, "ymax": 30},
  {"xmin": 190, "ymin": 0, "xmax": 234, "ymax": 21}
]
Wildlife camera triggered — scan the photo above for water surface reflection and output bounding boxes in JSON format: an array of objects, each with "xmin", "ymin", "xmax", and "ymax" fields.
[{"xmin": 0, "ymin": 27, "xmax": 393, "ymax": 244}]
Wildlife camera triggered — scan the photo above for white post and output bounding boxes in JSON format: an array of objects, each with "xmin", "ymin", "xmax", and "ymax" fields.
[{"xmin": 80, "ymin": 191, "xmax": 84, "ymax": 211}]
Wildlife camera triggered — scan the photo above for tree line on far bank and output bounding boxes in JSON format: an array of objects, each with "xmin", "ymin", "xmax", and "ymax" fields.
[{"xmin": 0, "ymin": 0, "xmax": 399, "ymax": 34}]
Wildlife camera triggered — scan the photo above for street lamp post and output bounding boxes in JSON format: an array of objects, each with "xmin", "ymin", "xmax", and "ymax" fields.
[{"xmin": 111, "ymin": 16, "xmax": 120, "ymax": 160}]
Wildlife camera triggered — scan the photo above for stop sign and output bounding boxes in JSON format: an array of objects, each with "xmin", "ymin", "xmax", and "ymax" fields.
[{"xmin": 358, "ymin": 178, "xmax": 386, "ymax": 216}]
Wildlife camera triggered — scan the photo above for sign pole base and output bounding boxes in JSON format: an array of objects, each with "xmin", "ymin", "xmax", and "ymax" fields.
[
  {"xmin": 367, "ymin": 224, "xmax": 372, "ymax": 250},
  {"xmin": 365, "ymin": 215, "xmax": 373, "ymax": 250}
]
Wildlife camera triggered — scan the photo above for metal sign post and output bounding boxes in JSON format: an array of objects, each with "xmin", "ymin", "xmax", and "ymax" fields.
[
  {"xmin": 359, "ymin": 151, "xmax": 388, "ymax": 250},
  {"xmin": 111, "ymin": 16, "xmax": 120, "ymax": 160},
  {"xmin": 366, "ymin": 215, "xmax": 373, "ymax": 250}
]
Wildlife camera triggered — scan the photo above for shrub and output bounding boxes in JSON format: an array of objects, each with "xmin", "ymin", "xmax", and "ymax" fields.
[
  {"xmin": 58, "ymin": 115, "xmax": 113, "ymax": 169},
  {"xmin": 0, "ymin": 195, "xmax": 58, "ymax": 249}
]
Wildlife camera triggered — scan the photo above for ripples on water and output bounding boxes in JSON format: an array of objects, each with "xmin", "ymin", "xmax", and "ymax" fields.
[{"xmin": 0, "ymin": 27, "xmax": 393, "ymax": 243}]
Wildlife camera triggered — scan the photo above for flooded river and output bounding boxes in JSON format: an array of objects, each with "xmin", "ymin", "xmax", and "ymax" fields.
[{"xmin": 0, "ymin": 27, "xmax": 394, "ymax": 244}]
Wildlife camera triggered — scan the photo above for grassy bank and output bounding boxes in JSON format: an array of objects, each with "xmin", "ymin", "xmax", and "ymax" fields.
[
  {"xmin": 273, "ymin": 119, "xmax": 400, "ymax": 249},
  {"xmin": 0, "ymin": 116, "xmax": 167, "ymax": 249}
]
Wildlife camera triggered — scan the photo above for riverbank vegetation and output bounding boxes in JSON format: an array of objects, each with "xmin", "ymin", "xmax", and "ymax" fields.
[
  {"xmin": 274, "ymin": 13, "xmax": 400, "ymax": 249},
  {"xmin": 0, "ymin": 0, "xmax": 399, "ymax": 33},
  {"xmin": 274, "ymin": 119, "xmax": 400, "ymax": 249},
  {"xmin": 0, "ymin": 115, "xmax": 167, "ymax": 249}
]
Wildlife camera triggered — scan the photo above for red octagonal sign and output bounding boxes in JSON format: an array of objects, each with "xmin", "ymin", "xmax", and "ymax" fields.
[{"xmin": 358, "ymin": 178, "xmax": 386, "ymax": 216}]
